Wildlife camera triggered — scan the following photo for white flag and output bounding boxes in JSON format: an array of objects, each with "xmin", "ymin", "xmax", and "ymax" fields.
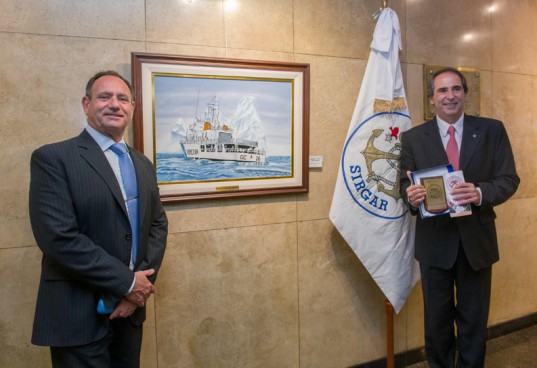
[{"xmin": 329, "ymin": 8, "xmax": 419, "ymax": 313}]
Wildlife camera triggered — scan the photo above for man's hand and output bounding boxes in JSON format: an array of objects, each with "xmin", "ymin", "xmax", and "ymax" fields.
[
  {"xmin": 450, "ymin": 182, "xmax": 481, "ymax": 205},
  {"xmin": 405, "ymin": 171, "xmax": 426, "ymax": 207},
  {"xmin": 125, "ymin": 269, "xmax": 155, "ymax": 307},
  {"xmin": 110, "ymin": 298, "xmax": 137, "ymax": 319}
]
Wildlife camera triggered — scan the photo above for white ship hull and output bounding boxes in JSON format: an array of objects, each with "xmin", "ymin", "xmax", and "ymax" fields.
[{"xmin": 181, "ymin": 143, "xmax": 266, "ymax": 164}]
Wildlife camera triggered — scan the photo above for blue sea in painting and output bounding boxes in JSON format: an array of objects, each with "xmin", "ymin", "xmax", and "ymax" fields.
[{"xmin": 156, "ymin": 153, "xmax": 292, "ymax": 183}]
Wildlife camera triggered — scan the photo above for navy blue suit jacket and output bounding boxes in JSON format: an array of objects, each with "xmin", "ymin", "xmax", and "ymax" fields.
[
  {"xmin": 29, "ymin": 130, "xmax": 168, "ymax": 347},
  {"xmin": 399, "ymin": 115, "xmax": 519, "ymax": 270}
]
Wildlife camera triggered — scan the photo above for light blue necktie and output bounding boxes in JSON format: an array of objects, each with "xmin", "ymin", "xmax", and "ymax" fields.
[
  {"xmin": 97, "ymin": 143, "xmax": 140, "ymax": 315},
  {"xmin": 109, "ymin": 143, "xmax": 139, "ymax": 266}
]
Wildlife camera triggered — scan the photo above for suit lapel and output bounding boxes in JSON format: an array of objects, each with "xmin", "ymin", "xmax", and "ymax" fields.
[
  {"xmin": 460, "ymin": 115, "xmax": 482, "ymax": 171},
  {"xmin": 76, "ymin": 130, "xmax": 128, "ymax": 216},
  {"xmin": 421, "ymin": 119, "xmax": 449, "ymax": 166}
]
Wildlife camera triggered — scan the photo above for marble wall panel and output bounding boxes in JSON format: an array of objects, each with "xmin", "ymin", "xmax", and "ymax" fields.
[
  {"xmin": 144, "ymin": 43, "xmax": 226, "ymax": 59},
  {"xmin": 298, "ymin": 219, "xmax": 389, "ymax": 367},
  {"xmin": 0, "ymin": 0, "xmax": 145, "ymax": 41},
  {"xmin": 0, "ymin": 33, "xmax": 143, "ymax": 249},
  {"xmin": 490, "ymin": 198, "xmax": 537, "ymax": 324},
  {"xmin": 0, "ymin": 247, "xmax": 48, "ymax": 367},
  {"xmin": 478, "ymin": 70, "xmax": 493, "ymax": 119},
  {"xmin": 140, "ymin": 297, "xmax": 158, "ymax": 368},
  {"xmin": 292, "ymin": 54, "xmax": 365, "ymax": 221},
  {"xmin": 295, "ymin": 54, "xmax": 365, "ymax": 134},
  {"xmin": 294, "ymin": 0, "xmax": 378, "ymax": 59},
  {"xmin": 223, "ymin": 0, "xmax": 294, "ymax": 53},
  {"xmin": 156, "ymin": 223, "xmax": 299, "ymax": 367},
  {"xmin": 397, "ymin": 285, "xmax": 425, "ymax": 350},
  {"xmin": 145, "ymin": 0, "xmax": 225, "ymax": 47},
  {"xmin": 294, "ymin": 0, "xmax": 407, "ymax": 60},
  {"xmin": 297, "ymin": 219, "xmax": 425, "ymax": 365},
  {"xmin": 296, "ymin": 129, "xmax": 343, "ymax": 222},
  {"xmin": 492, "ymin": 0, "xmax": 537, "ymax": 75},
  {"xmin": 491, "ymin": 72, "xmax": 537, "ymax": 199},
  {"xmin": 145, "ymin": 41, "xmax": 295, "ymax": 70},
  {"xmin": 225, "ymin": 48, "xmax": 295, "ymax": 62},
  {"xmin": 165, "ymin": 196, "xmax": 297, "ymax": 234},
  {"xmin": 404, "ymin": 63, "xmax": 425, "ymax": 126},
  {"xmin": 406, "ymin": 0, "xmax": 492, "ymax": 70}
]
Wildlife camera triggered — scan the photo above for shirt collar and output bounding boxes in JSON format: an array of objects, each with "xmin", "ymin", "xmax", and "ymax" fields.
[
  {"xmin": 85, "ymin": 124, "xmax": 126, "ymax": 152},
  {"xmin": 436, "ymin": 114, "xmax": 464, "ymax": 137}
]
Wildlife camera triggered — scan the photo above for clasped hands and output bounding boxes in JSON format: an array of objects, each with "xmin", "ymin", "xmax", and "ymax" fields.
[
  {"xmin": 110, "ymin": 269, "xmax": 155, "ymax": 320},
  {"xmin": 405, "ymin": 171, "xmax": 480, "ymax": 208}
]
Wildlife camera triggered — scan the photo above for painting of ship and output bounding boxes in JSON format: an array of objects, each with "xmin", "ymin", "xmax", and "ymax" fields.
[{"xmin": 179, "ymin": 97, "xmax": 267, "ymax": 165}]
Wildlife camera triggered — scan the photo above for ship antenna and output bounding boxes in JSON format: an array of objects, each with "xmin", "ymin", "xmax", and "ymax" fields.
[{"xmin": 195, "ymin": 90, "xmax": 200, "ymax": 118}]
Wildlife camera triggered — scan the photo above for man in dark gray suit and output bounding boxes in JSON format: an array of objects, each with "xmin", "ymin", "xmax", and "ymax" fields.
[
  {"xmin": 400, "ymin": 67, "xmax": 519, "ymax": 368},
  {"xmin": 29, "ymin": 70, "xmax": 168, "ymax": 367}
]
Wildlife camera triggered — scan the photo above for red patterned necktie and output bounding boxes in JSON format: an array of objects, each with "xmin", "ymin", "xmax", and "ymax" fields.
[{"xmin": 446, "ymin": 125, "xmax": 459, "ymax": 170}]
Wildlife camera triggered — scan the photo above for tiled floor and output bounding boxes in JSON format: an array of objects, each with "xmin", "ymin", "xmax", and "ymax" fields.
[{"xmin": 408, "ymin": 324, "xmax": 537, "ymax": 367}]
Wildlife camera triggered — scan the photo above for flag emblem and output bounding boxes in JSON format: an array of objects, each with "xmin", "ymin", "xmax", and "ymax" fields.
[{"xmin": 341, "ymin": 112, "xmax": 410, "ymax": 220}]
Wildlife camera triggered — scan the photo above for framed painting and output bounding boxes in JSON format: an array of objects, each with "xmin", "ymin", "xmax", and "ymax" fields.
[{"xmin": 131, "ymin": 52, "xmax": 309, "ymax": 202}]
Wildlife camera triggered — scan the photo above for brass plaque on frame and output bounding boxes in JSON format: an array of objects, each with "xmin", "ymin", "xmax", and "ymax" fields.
[{"xmin": 423, "ymin": 65, "xmax": 481, "ymax": 120}]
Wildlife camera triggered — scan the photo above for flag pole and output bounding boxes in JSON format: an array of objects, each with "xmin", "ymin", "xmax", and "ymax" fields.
[
  {"xmin": 381, "ymin": 2, "xmax": 394, "ymax": 368},
  {"xmin": 384, "ymin": 299, "xmax": 395, "ymax": 368}
]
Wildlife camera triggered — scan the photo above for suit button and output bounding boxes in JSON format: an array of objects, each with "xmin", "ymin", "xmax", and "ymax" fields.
[{"xmin": 125, "ymin": 233, "xmax": 132, "ymax": 240}]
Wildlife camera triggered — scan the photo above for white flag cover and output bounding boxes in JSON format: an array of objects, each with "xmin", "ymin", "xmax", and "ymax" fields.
[{"xmin": 329, "ymin": 7, "xmax": 419, "ymax": 313}]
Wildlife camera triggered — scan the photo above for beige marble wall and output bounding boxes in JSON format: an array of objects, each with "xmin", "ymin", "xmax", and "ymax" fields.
[{"xmin": 1, "ymin": 0, "xmax": 536, "ymax": 367}]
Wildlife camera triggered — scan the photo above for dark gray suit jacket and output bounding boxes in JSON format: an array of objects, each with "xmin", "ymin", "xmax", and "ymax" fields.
[
  {"xmin": 400, "ymin": 115, "xmax": 519, "ymax": 270},
  {"xmin": 29, "ymin": 129, "xmax": 168, "ymax": 347}
]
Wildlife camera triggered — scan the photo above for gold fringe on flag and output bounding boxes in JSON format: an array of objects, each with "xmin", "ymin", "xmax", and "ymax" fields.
[{"xmin": 373, "ymin": 97, "xmax": 407, "ymax": 112}]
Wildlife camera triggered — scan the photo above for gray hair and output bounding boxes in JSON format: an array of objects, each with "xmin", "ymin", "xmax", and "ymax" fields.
[{"xmin": 85, "ymin": 70, "xmax": 134, "ymax": 100}]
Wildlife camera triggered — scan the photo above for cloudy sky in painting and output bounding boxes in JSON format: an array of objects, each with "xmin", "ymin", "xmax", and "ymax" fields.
[{"xmin": 153, "ymin": 74, "xmax": 293, "ymax": 156}]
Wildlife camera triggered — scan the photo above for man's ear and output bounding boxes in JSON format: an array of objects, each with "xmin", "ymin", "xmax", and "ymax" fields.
[{"xmin": 82, "ymin": 95, "xmax": 90, "ymax": 115}]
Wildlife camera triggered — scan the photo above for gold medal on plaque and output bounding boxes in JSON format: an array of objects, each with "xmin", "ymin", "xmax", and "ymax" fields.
[{"xmin": 420, "ymin": 176, "xmax": 448, "ymax": 213}]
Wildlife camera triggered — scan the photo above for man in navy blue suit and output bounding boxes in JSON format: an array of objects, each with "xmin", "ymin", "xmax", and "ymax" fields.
[
  {"xmin": 400, "ymin": 67, "xmax": 519, "ymax": 368},
  {"xmin": 29, "ymin": 71, "xmax": 168, "ymax": 367}
]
